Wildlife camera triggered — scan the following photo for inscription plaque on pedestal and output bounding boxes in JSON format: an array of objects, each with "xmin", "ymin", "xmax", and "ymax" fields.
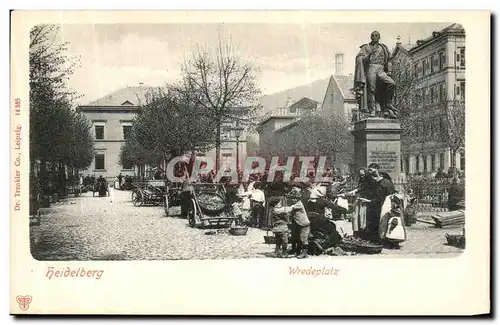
[
  {"xmin": 368, "ymin": 151, "xmax": 398, "ymax": 173},
  {"xmin": 351, "ymin": 118, "xmax": 402, "ymax": 181}
]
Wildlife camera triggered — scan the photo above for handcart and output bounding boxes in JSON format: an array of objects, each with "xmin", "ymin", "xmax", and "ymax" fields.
[
  {"xmin": 187, "ymin": 183, "xmax": 239, "ymax": 229},
  {"xmin": 164, "ymin": 182, "xmax": 183, "ymax": 217},
  {"xmin": 131, "ymin": 183, "xmax": 165, "ymax": 207}
]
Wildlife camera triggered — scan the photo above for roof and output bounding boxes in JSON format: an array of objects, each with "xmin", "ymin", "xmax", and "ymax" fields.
[
  {"xmin": 288, "ymin": 97, "xmax": 319, "ymax": 112},
  {"xmin": 397, "ymin": 43, "xmax": 417, "ymax": 52},
  {"xmin": 259, "ymin": 77, "xmax": 331, "ymax": 115},
  {"xmin": 86, "ymin": 86, "xmax": 152, "ymax": 106},
  {"xmin": 333, "ymin": 75, "xmax": 355, "ymax": 100},
  {"xmin": 411, "ymin": 23, "xmax": 465, "ymax": 52},
  {"xmin": 391, "ymin": 43, "xmax": 417, "ymax": 59},
  {"xmin": 257, "ymin": 114, "xmax": 299, "ymax": 127}
]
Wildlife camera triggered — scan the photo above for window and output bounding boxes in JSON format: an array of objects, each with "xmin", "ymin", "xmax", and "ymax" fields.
[
  {"xmin": 456, "ymin": 81, "xmax": 466, "ymax": 101},
  {"xmin": 404, "ymin": 157, "xmax": 410, "ymax": 174},
  {"xmin": 221, "ymin": 125, "xmax": 232, "ymax": 141},
  {"xmin": 423, "ymin": 155, "xmax": 428, "ymax": 172},
  {"xmin": 422, "ymin": 58, "xmax": 428, "ymax": 75},
  {"xmin": 439, "ymin": 83, "xmax": 446, "ymax": 103},
  {"xmin": 432, "ymin": 53, "xmax": 440, "ymax": 73},
  {"xmin": 413, "ymin": 63, "xmax": 419, "ymax": 77},
  {"xmin": 439, "ymin": 117, "xmax": 446, "ymax": 140},
  {"xmin": 432, "ymin": 85, "xmax": 439, "ymax": 104},
  {"xmin": 95, "ymin": 125, "xmax": 104, "ymax": 140},
  {"xmin": 416, "ymin": 155, "xmax": 420, "ymax": 172},
  {"xmin": 430, "ymin": 86, "xmax": 435, "ymax": 104},
  {"xmin": 456, "ymin": 47, "xmax": 465, "ymax": 68},
  {"xmin": 221, "ymin": 153, "xmax": 232, "ymax": 170},
  {"xmin": 460, "ymin": 150, "xmax": 465, "ymax": 171},
  {"xmin": 122, "ymin": 160, "xmax": 134, "ymax": 170},
  {"xmin": 95, "ymin": 154, "xmax": 105, "ymax": 170},
  {"xmin": 439, "ymin": 51, "xmax": 446, "ymax": 70},
  {"xmin": 431, "ymin": 154, "xmax": 436, "ymax": 171},
  {"xmin": 423, "ymin": 88, "xmax": 430, "ymax": 106},
  {"xmin": 439, "ymin": 152, "xmax": 445, "ymax": 169},
  {"xmin": 122, "ymin": 125, "xmax": 132, "ymax": 140}
]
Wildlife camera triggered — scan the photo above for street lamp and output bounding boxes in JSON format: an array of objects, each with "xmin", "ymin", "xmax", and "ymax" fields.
[{"xmin": 232, "ymin": 123, "xmax": 244, "ymax": 179}]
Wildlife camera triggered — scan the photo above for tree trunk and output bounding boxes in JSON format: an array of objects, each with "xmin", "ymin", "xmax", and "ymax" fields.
[
  {"xmin": 215, "ymin": 119, "xmax": 221, "ymax": 173},
  {"xmin": 450, "ymin": 148, "xmax": 457, "ymax": 177}
]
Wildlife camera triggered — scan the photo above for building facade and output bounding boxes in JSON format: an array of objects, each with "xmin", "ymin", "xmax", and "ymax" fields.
[
  {"xmin": 76, "ymin": 86, "xmax": 148, "ymax": 180},
  {"xmin": 394, "ymin": 23, "xmax": 466, "ymax": 175}
]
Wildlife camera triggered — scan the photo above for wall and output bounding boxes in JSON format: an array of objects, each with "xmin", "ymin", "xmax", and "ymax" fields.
[
  {"xmin": 320, "ymin": 77, "xmax": 346, "ymax": 117},
  {"xmin": 401, "ymin": 32, "xmax": 465, "ymax": 175},
  {"xmin": 80, "ymin": 110, "xmax": 137, "ymax": 180}
]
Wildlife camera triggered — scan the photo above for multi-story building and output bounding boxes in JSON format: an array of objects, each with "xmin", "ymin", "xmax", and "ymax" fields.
[
  {"xmin": 393, "ymin": 23, "xmax": 465, "ymax": 175},
  {"xmin": 256, "ymin": 53, "xmax": 356, "ymax": 173},
  {"xmin": 76, "ymin": 86, "xmax": 149, "ymax": 180},
  {"xmin": 78, "ymin": 85, "xmax": 250, "ymax": 179}
]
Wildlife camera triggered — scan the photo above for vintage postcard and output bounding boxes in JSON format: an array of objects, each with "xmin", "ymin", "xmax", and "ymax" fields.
[{"xmin": 10, "ymin": 10, "xmax": 490, "ymax": 315}]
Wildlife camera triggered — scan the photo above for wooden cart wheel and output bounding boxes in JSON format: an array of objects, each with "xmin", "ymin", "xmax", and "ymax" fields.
[
  {"xmin": 188, "ymin": 199, "xmax": 199, "ymax": 228},
  {"xmin": 132, "ymin": 190, "xmax": 143, "ymax": 207}
]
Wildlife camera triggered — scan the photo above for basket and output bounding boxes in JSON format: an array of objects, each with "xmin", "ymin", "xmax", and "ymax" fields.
[
  {"xmin": 197, "ymin": 192, "xmax": 226, "ymax": 214},
  {"xmin": 445, "ymin": 233, "xmax": 465, "ymax": 249},
  {"xmin": 264, "ymin": 235, "xmax": 276, "ymax": 244},
  {"xmin": 229, "ymin": 226, "xmax": 248, "ymax": 236},
  {"xmin": 337, "ymin": 237, "xmax": 383, "ymax": 254}
]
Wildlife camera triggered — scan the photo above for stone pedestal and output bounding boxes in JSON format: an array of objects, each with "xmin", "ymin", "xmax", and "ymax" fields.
[{"xmin": 351, "ymin": 118, "xmax": 402, "ymax": 181}]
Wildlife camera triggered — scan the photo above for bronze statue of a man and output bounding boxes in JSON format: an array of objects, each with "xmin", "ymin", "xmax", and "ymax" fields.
[{"xmin": 354, "ymin": 31, "xmax": 398, "ymax": 119}]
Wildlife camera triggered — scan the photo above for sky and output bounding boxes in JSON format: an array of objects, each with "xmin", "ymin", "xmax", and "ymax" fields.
[{"xmin": 55, "ymin": 22, "xmax": 451, "ymax": 105}]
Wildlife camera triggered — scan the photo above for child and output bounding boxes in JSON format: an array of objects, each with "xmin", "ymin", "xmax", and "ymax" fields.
[
  {"xmin": 274, "ymin": 188, "xmax": 311, "ymax": 259},
  {"xmin": 270, "ymin": 198, "xmax": 290, "ymax": 258}
]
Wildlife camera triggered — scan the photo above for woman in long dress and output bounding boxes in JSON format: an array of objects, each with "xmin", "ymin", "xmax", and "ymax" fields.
[{"xmin": 345, "ymin": 168, "xmax": 375, "ymax": 238}]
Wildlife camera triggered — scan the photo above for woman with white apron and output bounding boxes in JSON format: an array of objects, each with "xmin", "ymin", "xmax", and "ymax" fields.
[{"xmin": 344, "ymin": 168, "xmax": 373, "ymax": 239}]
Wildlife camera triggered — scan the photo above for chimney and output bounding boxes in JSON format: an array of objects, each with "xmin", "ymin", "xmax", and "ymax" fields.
[{"xmin": 334, "ymin": 53, "xmax": 344, "ymax": 76}]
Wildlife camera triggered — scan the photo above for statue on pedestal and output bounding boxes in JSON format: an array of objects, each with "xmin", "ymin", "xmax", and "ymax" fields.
[{"xmin": 354, "ymin": 31, "xmax": 398, "ymax": 119}]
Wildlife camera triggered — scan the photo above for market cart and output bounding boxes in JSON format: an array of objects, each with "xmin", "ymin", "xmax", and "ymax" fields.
[
  {"xmin": 164, "ymin": 182, "xmax": 183, "ymax": 216},
  {"xmin": 187, "ymin": 183, "xmax": 239, "ymax": 229},
  {"xmin": 131, "ymin": 183, "xmax": 165, "ymax": 207}
]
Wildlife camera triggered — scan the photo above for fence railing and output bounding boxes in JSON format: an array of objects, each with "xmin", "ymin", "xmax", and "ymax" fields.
[{"xmin": 343, "ymin": 176, "xmax": 465, "ymax": 209}]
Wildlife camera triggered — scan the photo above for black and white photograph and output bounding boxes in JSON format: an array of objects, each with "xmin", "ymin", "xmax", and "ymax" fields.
[
  {"xmin": 28, "ymin": 21, "xmax": 467, "ymax": 261},
  {"xmin": 10, "ymin": 10, "xmax": 490, "ymax": 315}
]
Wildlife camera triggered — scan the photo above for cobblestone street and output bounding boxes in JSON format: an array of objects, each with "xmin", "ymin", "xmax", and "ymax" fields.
[{"xmin": 30, "ymin": 188, "xmax": 464, "ymax": 260}]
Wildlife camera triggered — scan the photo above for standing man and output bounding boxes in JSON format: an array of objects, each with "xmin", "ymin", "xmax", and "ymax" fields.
[
  {"xmin": 118, "ymin": 173, "xmax": 123, "ymax": 188},
  {"xmin": 250, "ymin": 183, "xmax": 266, "ymax": 228},
  {"xmin": 181, "ymin": 169, "xmax": 193, "ymax": 220},
  {"xmin": 355, "ymin": 31, "xmax": 397, "ymax": 118}
]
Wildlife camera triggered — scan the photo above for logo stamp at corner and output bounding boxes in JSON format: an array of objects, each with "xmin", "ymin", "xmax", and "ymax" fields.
[{"xmin": 16, "ymin": 295, "xmax": 32, "ymax": 311}]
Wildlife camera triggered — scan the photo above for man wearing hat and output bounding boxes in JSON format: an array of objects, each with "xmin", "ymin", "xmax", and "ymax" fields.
[{"xmin": 275, "ymin": 187, "xmax": 311, "ymax": 258}]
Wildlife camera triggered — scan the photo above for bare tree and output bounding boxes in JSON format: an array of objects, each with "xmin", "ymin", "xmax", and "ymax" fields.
[
  {"xmin": 178, "ymin": 37, "xmax": 261, "ymax": 172},
  {"xmin": 437, "ymin": 99, "xmax": 465, "ymax": 173},
  {"xmin": 272, "ymin": 114, "xmax": 353, "ymax": 170}
]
